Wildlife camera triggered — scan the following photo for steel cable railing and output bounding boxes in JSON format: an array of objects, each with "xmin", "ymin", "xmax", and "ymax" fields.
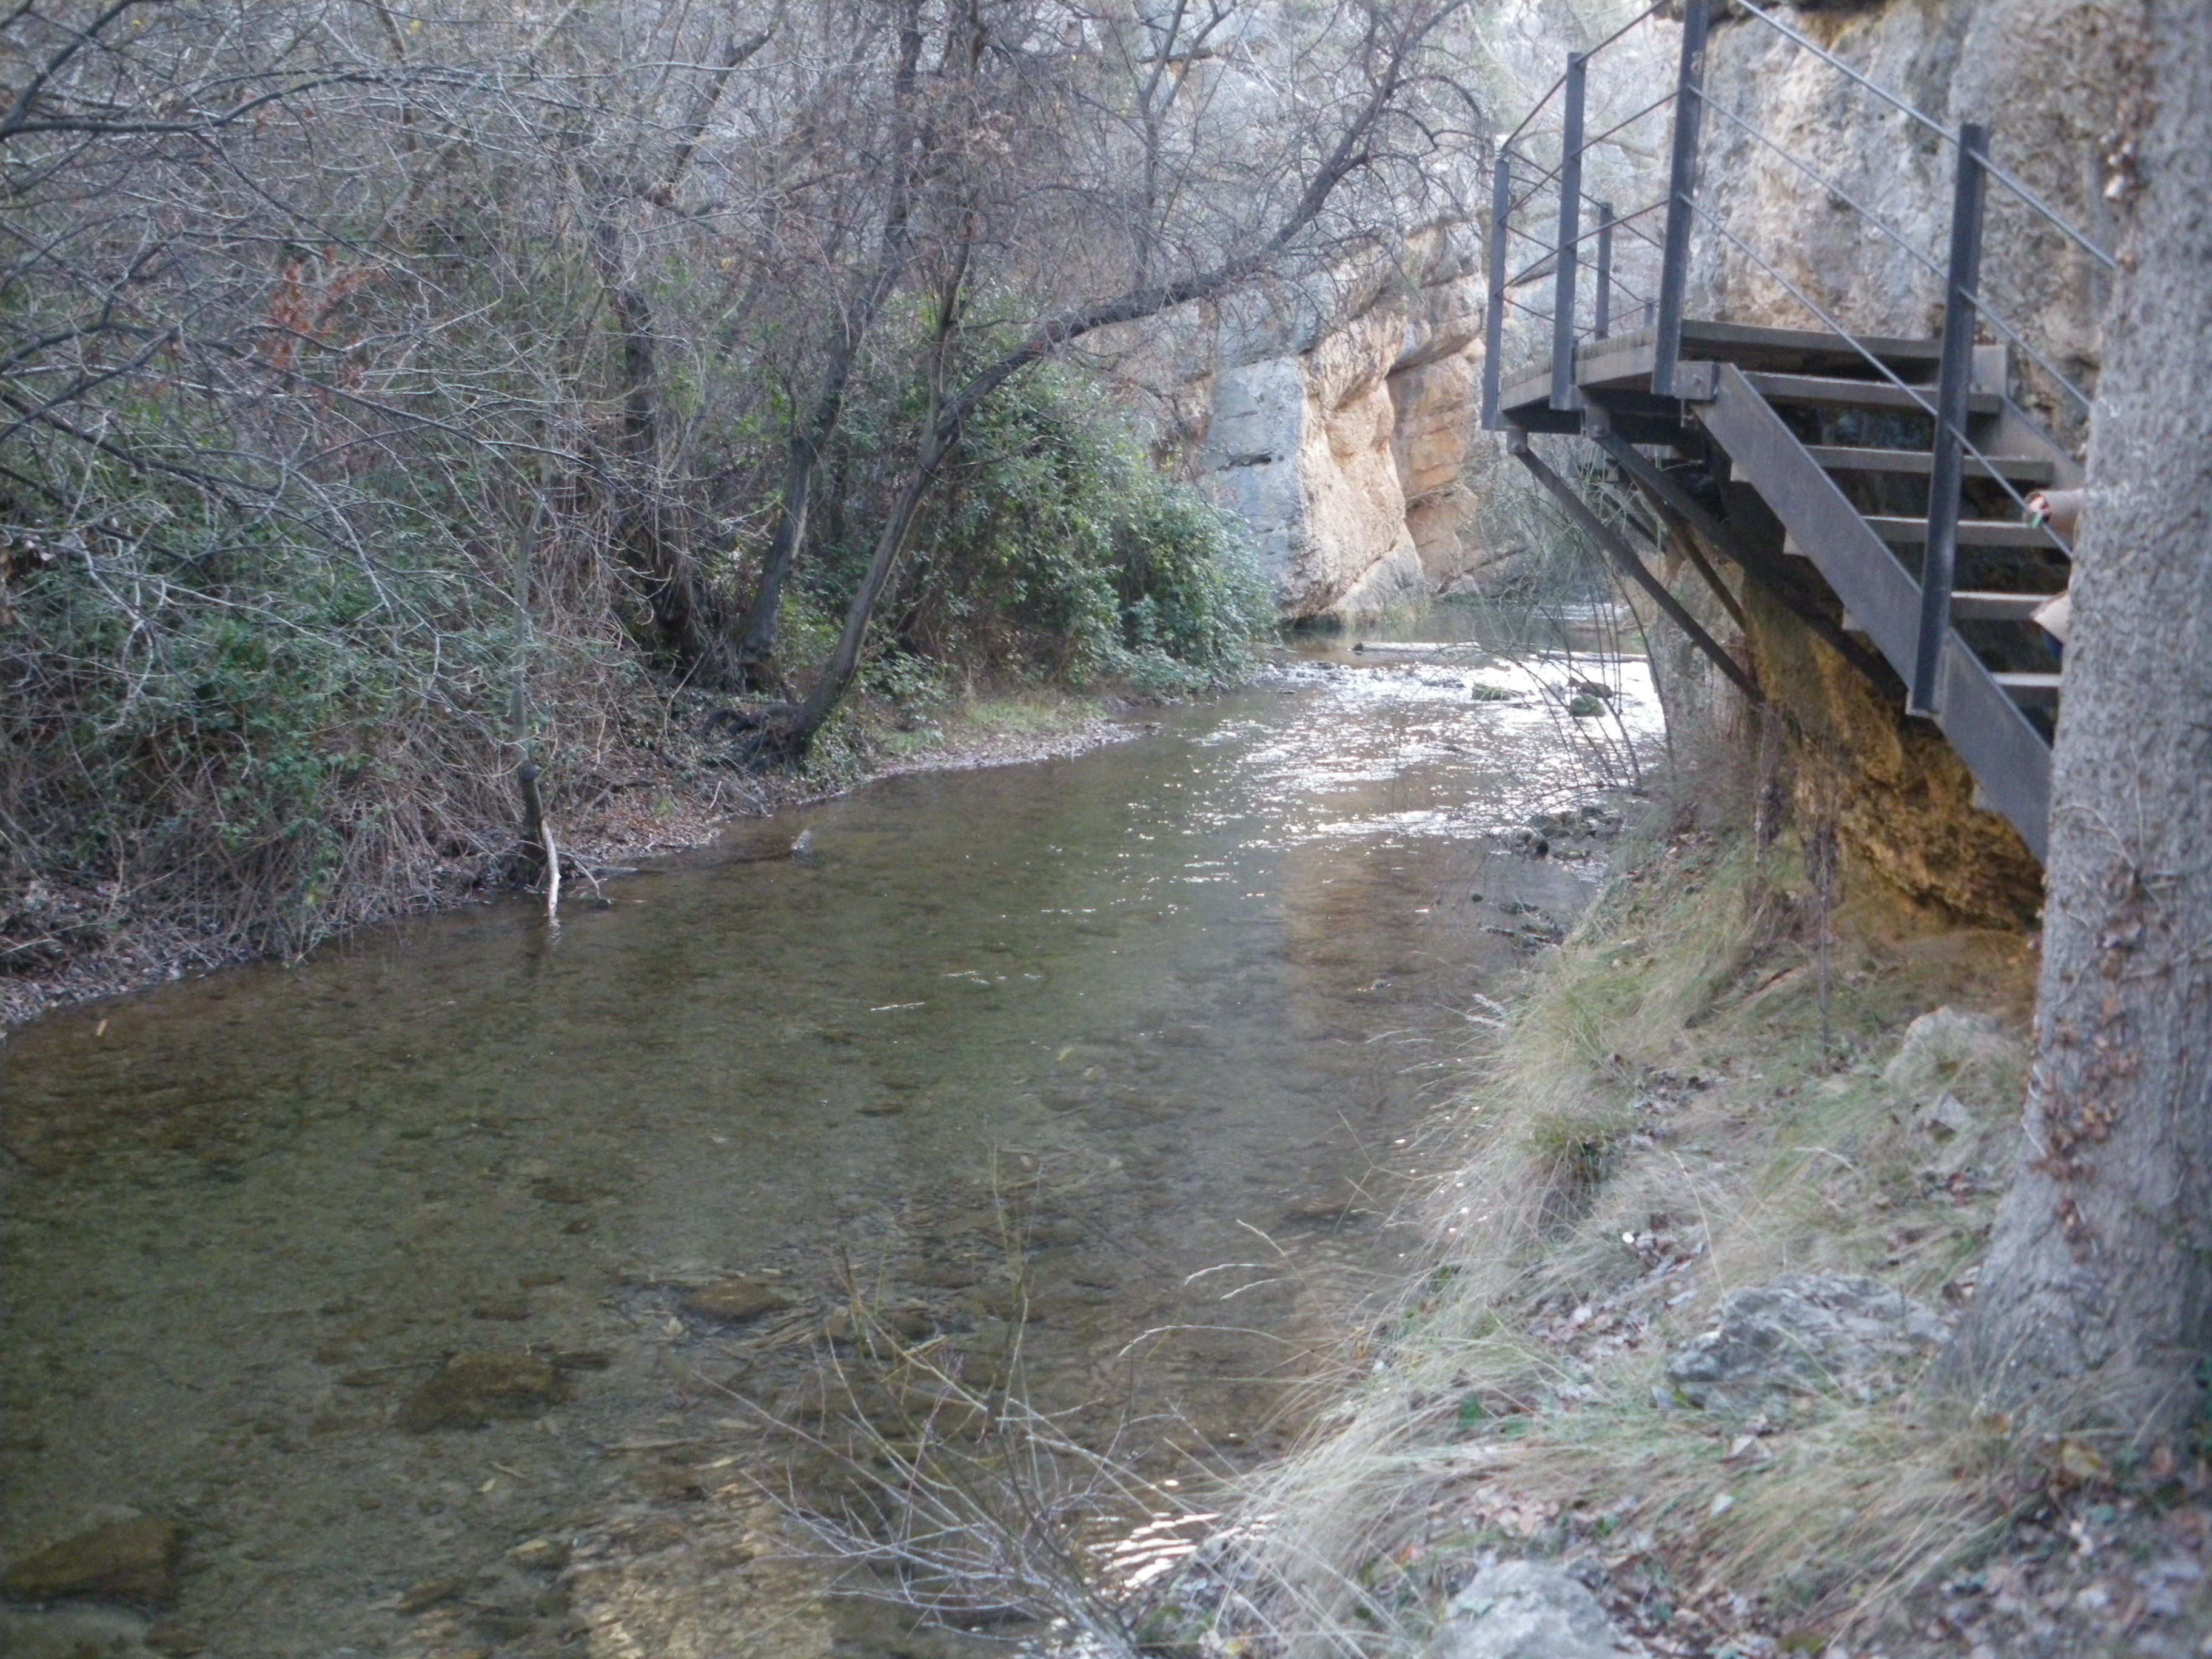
[
  {"xmin": 1685, "ymin": 198, "xmax": 2073, "ymax": 556},
  {"xmin": 1483, "ymin": 5, "xmax": 1677, "ymax": 425},
  {"xmin": 1483, "ymin": 0, "xmax": 2116, "ymax": 718},
  {"xmin": 1496, "ymin": 0, "xmax": 1669, "ymax": 153},
  {"xmin": 1697, "ymin": 86, "xmax": 2101, "ymax": 418},
  {"xmin": 1700, "ymin": 98, "xmax": 1945, "ymax": 284},
  {"xmin": 1506, "ymin": 195, "xmax": 1664, "ymax": 291}
]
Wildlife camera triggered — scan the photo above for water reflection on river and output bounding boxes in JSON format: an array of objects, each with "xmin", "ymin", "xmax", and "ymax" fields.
[{"xmin": 1, "ymin": 612, "xmax": 1660, "ymax": 1658}]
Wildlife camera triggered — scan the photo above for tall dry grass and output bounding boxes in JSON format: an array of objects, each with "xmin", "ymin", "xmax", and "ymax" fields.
[{"xmin": 1217, "ymin": 814, "xmax": 2041, "ymax": 1655}]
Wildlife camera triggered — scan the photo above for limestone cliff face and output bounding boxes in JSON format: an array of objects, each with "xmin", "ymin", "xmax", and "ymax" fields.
[{"xmin": 1108, "ymin": 229, "xmax": 1512, "ymax": 621}]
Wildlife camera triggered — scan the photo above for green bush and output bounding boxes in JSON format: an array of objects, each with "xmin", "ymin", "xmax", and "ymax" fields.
[{"xmin": 809, "ymin": 367, "xmax": 1271, "ymax": 695}]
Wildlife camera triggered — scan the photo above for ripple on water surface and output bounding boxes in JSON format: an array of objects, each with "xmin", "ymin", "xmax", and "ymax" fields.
[{"xmin": 0, "ymin": 615, "xmax": 1660, "ymax": 1657}]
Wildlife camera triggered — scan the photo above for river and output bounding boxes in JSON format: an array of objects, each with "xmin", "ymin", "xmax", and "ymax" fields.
[{"xmin": 0, "ymin": 611, "xmax": 1660, "ymax": 1658}]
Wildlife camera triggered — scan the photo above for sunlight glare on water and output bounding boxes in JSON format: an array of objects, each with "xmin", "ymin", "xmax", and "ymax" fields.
[{"xmin": 0, "ymin": 608, "xmax": 1660, "ymax": 1658}]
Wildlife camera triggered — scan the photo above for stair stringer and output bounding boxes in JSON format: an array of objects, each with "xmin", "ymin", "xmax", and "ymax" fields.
[{"xmin": 1692, "ymin": 362, "xmax": 2053, "ymax": 860}]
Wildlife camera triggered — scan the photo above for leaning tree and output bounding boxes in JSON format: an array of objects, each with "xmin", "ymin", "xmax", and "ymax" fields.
[{"xmin": 749, "ymin": 0, "xmax": 1486, "ymax": 757}]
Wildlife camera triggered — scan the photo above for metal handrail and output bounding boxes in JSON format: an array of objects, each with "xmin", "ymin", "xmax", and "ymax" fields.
[
  {"xmin": 1577, "ymin": 89, "xmax": 1678, "ymax": 164},
  {"xmin": 1496, "ymin": 0, "xmax": 1669, "ymax": 152},
  {"xmin": 1498, "ymin": 68, "xmax": 1574, "ymax": 154},
  {"xmin": 1686, "ymin": 197, "xmax": 2071, "ymax": 557},
  {"xmin": 1506, "ymin": 195, "xmax": 1664, "ymax": 289},
  {"xmin": 1503, "ymin": 90, "xmax": 1672, "ymax": 216},
  {"xmin": 1495, "ymin": 96, "xmax": 1663, "ymax": 218}
]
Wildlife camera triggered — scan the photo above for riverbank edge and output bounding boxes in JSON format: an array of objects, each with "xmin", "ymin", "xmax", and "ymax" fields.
[
  {"xmin": 1219, "ymin": 823, "xmax": 2212, "ymax": 1657},
  {"xmin": 0, "ymin": 690, "xmax": 1153, "ymax": 1034}
]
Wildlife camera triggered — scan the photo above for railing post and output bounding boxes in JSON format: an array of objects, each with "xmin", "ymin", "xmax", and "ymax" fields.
[
  {"xmin": 1549, "ymin": 52, "xmax": 1586, "ymax": 412},
  {"xmin": 1909, "ymin": 121, "xmax": 1989, "ymax": 717},
  {"xmin": 1594, "ymin": 200, "xmax": 1614, "ymax": 340},
  {"xmin": 1653, "ymin": 0, "xmax": 1709, "ymax": 397},
  {"xmin": 1482, "ymin": 152, "xmax": 1510, "ymax": 430}
]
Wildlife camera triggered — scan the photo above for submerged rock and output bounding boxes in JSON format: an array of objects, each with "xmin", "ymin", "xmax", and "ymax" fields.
[
  {"xmin": 1665, "ymin": 1273, "xmax": 1946, "ymax": 1410},
  {"xmin": 395, "ymin": 1573, "xmax": 469, "ymax": 1614},
  {"xmin": 509, "ymin": 1537, "xmax": 571, "ymax": 1573},
  {"xmin": 678, "ymin": 1277, "xmax": 794, "ymax": 1325},
  {"xmin": 396, "ymin": 1352, "xmax": 568, "ymax": 1431},
  {"xmin": 1, "ymin": 1515, "xmax": 183, "ymax": 1607},
  {"xmin": 1427, "ymin": 1560, "xmax": 1642, "ymax": 1658}
]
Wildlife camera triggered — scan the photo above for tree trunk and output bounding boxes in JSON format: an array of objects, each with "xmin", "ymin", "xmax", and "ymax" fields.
[
  {"xmin": 763, "ymin": 429, "xmax": 950, "ymax": 757},
  {"xmin": 734, "ymin": 437, "xmax": 817, "ymax": 694},
  {"xmin": 1940, "ymin": 3, "xmax": 2212, "ymax": 1430},
  {"xmin": 734, "ymin": 2, "xmax": 924, "ymax": 695},
  {"xmin": 591, "ymin": 209, "xmax": 734, "ymax": 683}
]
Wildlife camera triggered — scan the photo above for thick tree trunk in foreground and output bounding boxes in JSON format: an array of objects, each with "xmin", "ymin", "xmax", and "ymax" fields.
[{"xmin": 1943, "ymin": 2, "xmax": 2212, "ymax": 1429}]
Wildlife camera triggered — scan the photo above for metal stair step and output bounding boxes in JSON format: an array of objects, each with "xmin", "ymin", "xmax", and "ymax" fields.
[
  {"xmin": 1745, "ymin": 371, "xmax": 2000, "ymax": 415},
  {"xmin": 1992, "ymin": 671, "xmax": 2063, "ymax": 706},
  {"xmin": 1806, "ymin": 446, "xmax": 2056, "ymax": 483},
  {"xmin": 1865, "ymin": 515, "xmax": 2066, "ymax": 549},
  {"xmin": 1950, "ymin": 591, "xmax": 2062, "ymax": 622}
]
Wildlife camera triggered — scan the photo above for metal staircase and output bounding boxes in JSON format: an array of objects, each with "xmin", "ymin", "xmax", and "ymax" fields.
[{"xmin": 1478, "ymin": 0, "xmax": 2114, "ymax": 863}]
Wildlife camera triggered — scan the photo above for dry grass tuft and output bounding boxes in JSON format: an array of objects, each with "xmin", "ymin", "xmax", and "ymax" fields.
[{"xmin": 1220, "ymin": 825, "xmax": 2040, "ymax": 1655}]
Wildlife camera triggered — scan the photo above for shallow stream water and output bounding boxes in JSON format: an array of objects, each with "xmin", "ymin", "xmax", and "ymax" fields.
[{"xmin": 1, "ymin": 612, "xmax": 1659, "ymax": 1658}]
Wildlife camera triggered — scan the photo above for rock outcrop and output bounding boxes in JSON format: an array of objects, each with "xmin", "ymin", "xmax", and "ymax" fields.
[
  {"xmin": 1, "ymin": 1515, "xmax": 183, "ymax": 1608},
  {"xmin": 1664, "ymin": 1273, "xmax": 1948, "ymax": 1412},
  {"xmin": 1427, "ymin": 1560, "xmax": 1645, "ymax": 1659},
  {"xmin": 1106, "ymin": 228, "xmax": 1511, "ymax": 620}
]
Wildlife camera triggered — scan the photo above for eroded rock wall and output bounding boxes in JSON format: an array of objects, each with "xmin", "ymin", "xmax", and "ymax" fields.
[{"xmin": 1105, "ymin": 229, "xmax": 1511, "ymax": 621}]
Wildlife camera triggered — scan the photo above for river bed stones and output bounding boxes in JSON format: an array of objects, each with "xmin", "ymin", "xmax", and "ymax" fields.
[
  {"xmin": 395, "ymin": 1573, "xmax": 469, "ymax": 1614},
  {"xmin": 1, "ymin": 1515, "xmax": 183, "ymax": 1607},
  {"xmin": 508, "ymin": 1537, "xmax": 571, "ymax": 1573},
  {"xmin": 677, "ymin": 1277, "xmax": 793, "ymax": 1324},
  {"xmin": 395, "ymin": 1352, "xmax": 568, "ymax": 1431}
]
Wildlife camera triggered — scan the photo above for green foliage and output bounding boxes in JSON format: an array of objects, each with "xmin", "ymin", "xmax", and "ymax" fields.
[
  {"xmin": 813, "ymin": 366, "xmax": 1272, "ymax": 695},
  {"xmin": 0, "ymin": 480, "xmax": 625, "ymax": 964}
]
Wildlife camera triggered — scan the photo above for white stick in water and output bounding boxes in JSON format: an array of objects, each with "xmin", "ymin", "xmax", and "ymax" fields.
[{"xmin": 543, "ymin": 823, "xmax": 561, "ymax": 922}]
